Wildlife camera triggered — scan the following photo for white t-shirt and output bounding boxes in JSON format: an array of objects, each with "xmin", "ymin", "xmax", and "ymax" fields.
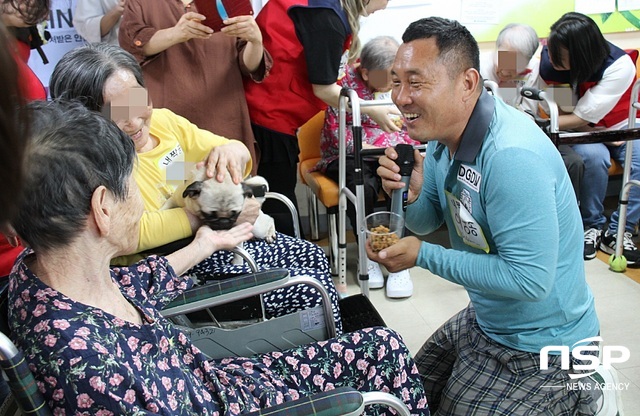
[{"xmin": 73, "ymin": 0, "xmax": 121, "ymax": 45}]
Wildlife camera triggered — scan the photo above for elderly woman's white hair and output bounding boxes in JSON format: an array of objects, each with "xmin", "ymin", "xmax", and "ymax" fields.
[{"xmin": 495, "ymin": 23, "xmax": 540, "ymax": 61}]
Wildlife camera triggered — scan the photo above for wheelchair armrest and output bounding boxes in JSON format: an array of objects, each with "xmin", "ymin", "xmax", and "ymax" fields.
[
  {"xmin": 245, "ymin": 387, "xmax": 364, "ymax": 416},
  {"xmin": 362, "ymin": 391, "xmax": 411, "ymax": 416},
  {"xmin": 0, "ymin": 332, "xmax": 52, "ymax": 415},
  {"xmin": 265, "ymin": 192, "xmax": 301, "ymax": 239},
  {"xmin": 162, "ymin": 270, "xmax": 338, "ymax": 337},
  {"xmin": 243, "ymin": 387, "xmax": 412, "ymax": 416},
  {"xmin": 162, "ymin": 268, "xmax": 290, "ymax": 318}
]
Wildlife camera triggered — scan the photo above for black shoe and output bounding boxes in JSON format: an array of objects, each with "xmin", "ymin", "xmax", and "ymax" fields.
[
  {"xmin": 583, "ymin": 228, "xmax": 602, "ymax": 260},
  {"xmin": 599, "ymin": 229, "xmax": 640, "ymax": 267}
]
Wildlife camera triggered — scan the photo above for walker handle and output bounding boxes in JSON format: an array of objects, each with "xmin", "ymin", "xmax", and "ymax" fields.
[{"xmin": 521, "ymin": 87, "xmax": 544, "ymax": 101}]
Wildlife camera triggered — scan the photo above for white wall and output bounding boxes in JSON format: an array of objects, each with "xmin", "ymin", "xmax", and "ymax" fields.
[{"xmin": 357, "ymin": 2, "xmax": 640, "ymax": 54}]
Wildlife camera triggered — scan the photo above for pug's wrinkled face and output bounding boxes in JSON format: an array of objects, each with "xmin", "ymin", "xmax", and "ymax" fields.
[{"xmin": 182, "ymin": 174, "xmax": 250, "ymax": 230}]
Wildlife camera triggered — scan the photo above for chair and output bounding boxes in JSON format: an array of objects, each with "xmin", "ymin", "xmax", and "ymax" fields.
[
  {"xmin": 245, "ymin": 387, "xmax": 411, "ymax": 416},
  {"xmin": 0, "ymin": 276, "xmax": 411, "ymax": 416},
  {"xmin": 150, "ymin": 187, "xmax": 385, "ymax": 338},
  {"xmin": 163, "ymin": 268, "xmax": 337, "ymax": 359},
  {"xmin": 297, "ymin": 110, "xmax": 341, "ymax": 281}
]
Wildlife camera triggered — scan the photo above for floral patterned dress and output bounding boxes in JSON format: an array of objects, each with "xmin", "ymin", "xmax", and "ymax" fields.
[{"xmin": 9, "ymin": 251, "xmax": 429, "ymax": 415}]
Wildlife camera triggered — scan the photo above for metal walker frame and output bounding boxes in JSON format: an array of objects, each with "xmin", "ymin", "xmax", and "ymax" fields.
[
  {"xmin": 521, "ymin": 79, "xmax": 640, "ymax": 271},
  {"xmin": 337, "ymin": 88, "xmax": 425, "ymax": 296}
]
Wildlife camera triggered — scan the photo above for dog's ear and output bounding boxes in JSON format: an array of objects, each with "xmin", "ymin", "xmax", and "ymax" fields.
[
  {"xmin": 242, "ymin": 183, "xmax": 267, "ymax": 198},
  {"xmin": 182, "ymin": 181, "xmax": 204, "ymax": 199}
]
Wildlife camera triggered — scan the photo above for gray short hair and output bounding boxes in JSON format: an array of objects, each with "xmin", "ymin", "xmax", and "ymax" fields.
[
  {"xmin": 496, "ymin": 23, "xmax": 539, "ymax": 61},
  {"xmin": 50, "ymin": 43, "xmax": 145, "ymax": 112},
  {"xmin": 13, "ymin": 100, "xmax": 136, "ymax": 252},
  {"xmin": 360, "ymin": 36, "xmax": 399, "ymax": 71}
]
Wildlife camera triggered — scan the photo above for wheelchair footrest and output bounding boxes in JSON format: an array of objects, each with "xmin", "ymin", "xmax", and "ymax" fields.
[
  {"xmin": 184, "ymin": 305, "xmax": 331, "ymax": 359},
  {"xmin": 339, "ymin": 294, "xmax": 386, "ymax": 333}
]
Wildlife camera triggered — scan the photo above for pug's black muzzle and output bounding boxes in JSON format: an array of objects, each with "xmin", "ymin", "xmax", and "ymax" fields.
[{"xmin": 202, "ymin": 212, "xmax": 241, "ymax": 230}]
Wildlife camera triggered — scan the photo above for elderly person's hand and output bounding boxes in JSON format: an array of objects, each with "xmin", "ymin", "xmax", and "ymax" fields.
[
  {"xmin": 221, "ymin": 15, "xmax": 262, "ymax": 45},
  {"xmin": 365, "ymin": 105, "xmax": 401, "ymax": 133},
  {"xmin": 201, "ymin": 140, "xmax": 252, "ymax": 184},
  {"xmin": 173, "ymin": 12, "xmax": 214, "ymax": 42},
  {"xmin": 235, "ymin": 197, "xmax": 261, "ymax": 225},
  {"xmin": 365, "ymin": 235, "xmax": 420, "ymax": 273},
  {"xmin": 193, "ymin": 222, "xmax": 254, "ymax": 254},
  {"xmin": 377, "ymin": 146, "xmax": 424, "ymax": 202},
  {"xmin": 166, "ymin": 222, "xmax": 254, "ymax": 275}
]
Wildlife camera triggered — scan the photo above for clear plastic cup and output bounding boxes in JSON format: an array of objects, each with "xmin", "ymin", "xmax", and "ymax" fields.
[{"xmin": 364, "ymin": 211, "xmax": 404, "ymax": 252}]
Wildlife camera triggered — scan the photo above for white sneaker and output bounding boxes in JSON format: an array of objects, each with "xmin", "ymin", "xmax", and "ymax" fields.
[
  {"xmin": 386, "ymin": 269, "xmax": 413, "ymax": 298},
  {"xmin": 591, "ymin": 365, "xmax": 624, "ymax": 416},
  {"xmin": 366, "ymin": 259, "xmax": 385, "ymax": 289}
]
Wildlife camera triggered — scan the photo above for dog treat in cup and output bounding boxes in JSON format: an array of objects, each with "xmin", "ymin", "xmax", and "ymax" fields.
[{"xmin": 365, "ymin": 211, "xmax": 404, "ymax": 252}]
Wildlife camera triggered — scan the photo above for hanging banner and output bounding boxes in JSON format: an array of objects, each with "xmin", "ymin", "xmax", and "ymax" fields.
[{"xmin": 28, "ymin": 0, "xmax": 83, "ymax": 95}]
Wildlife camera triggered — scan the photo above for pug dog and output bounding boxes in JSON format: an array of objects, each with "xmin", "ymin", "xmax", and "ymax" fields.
[{"xmin": 163, "ymin": 165, "xmax": 277, "ymax": 243}]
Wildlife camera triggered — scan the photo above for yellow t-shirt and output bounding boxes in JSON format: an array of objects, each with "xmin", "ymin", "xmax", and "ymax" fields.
[{"xmin": 112, "ymin": 108, "xmax": 251, "ymax": 265}]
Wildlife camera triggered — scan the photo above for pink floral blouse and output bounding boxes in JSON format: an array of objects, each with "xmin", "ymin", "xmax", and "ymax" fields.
[{"xmin": 315, "ymin": 64, "xmax": 419, "ymax": 172}]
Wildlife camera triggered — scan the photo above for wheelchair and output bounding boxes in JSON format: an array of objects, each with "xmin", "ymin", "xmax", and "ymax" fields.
[
  {"xmin": 0, "ymin": 268, "xmax": 411, "ymax": 415},
  {"xmin": 0, "ymin": 188, "xmax": 408, "ymax": 415}
]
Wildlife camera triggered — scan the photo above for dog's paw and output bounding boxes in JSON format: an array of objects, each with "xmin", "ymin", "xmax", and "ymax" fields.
[
  {"xmin": 264, "ymin": 219, "xmax": 277, "ymax": 243},
  {"xmin": 253, "ymin": 212, "xmax": 277, "ymax": 243}
]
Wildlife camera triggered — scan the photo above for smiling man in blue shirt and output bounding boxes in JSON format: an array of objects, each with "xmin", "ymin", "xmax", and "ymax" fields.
[{"xmin": 368, "ymin": 17, "xmax": 601, "ymax": 415}]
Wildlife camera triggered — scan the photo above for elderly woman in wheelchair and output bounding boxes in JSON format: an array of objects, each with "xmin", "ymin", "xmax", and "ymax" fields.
[
  {"xmin": 48, "ymin": 42, "xmax": 344, "ymax": 334},
  {"xmin": 6, "ymin": 100, "xmax": 428, "ymax": 415}
]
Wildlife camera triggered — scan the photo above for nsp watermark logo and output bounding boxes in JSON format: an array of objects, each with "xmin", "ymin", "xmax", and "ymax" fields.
[{"xmin": 540, "ymin": 336, "xmax": 630, "ymax": 380}]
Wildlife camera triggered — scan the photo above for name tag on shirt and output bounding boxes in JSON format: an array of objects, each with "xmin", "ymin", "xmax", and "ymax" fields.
[{"xmin": 446, "ymin": 191, "xmax": 489, "ymax": 253}]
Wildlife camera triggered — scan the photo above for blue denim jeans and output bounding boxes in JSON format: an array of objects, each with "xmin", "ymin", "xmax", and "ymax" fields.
[{"xmin": 572, "ymin": 128, "xmax": 640, "ymax": 233}]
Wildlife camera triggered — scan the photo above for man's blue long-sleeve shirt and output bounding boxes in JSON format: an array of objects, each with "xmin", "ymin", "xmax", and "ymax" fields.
[{"xmin": 407, "ymin": 92, "xmax": 599, "ymax": 353}]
